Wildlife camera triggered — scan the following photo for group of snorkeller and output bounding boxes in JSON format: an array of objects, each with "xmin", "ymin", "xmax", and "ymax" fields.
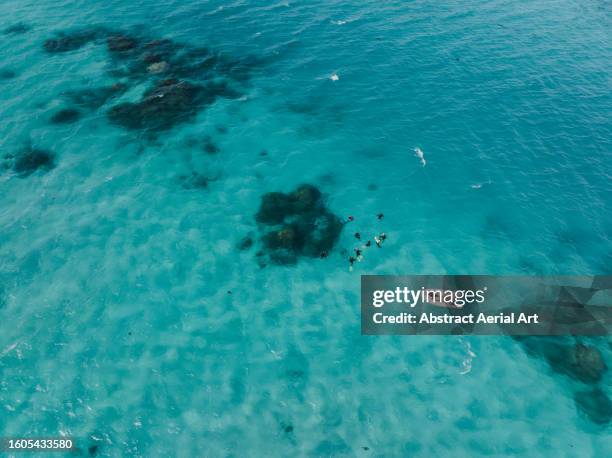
[{"xmin": 344, "ymin": 213, "xmax": 386, "ymax": 271}]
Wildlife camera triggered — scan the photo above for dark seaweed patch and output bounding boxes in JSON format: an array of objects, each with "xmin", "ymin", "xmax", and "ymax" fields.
[
  {"xmin": 43, "ymin": 28, "xmax": 105, "ymax": 53},
  {"xmin": 44, "ymin": 26, "xmax": 254, "ymax": 135},
  {"xmin": 520, "ymin": 339, "xmax": 607, "ymax": 384},
  {"xmin": 138, "ymin": 39, "xmax": 181, "ymax": 74},
  {"xmin": 0, "ymin": 69, "xmax": 16, "ymax": 80},
  {"xmin": 103, "ymin": 37, "xmax": 209, "ymax": 82},
  {"xmin": 107, "ymin": 34, "xmax": 139, "ymax": 55},
  {"xmin": 3, "ymin": 23, "xmax": 31, "ymax": 35},
  {"xmin": 107, "ymin": 78, "xmax": 238, "ymax": 133},
  {"xmin": 107, "ymin": 35, "xmax": 254, "ymax": 88},
  {"xmin": 105, "ymin": 36, "xmax": 181, "ymax": 79},
  {"xmin": 179, "ymin": 171, "xmax": 216, "ymax": 190},
  {"xmin": 50, "ymin": 108, "xmax": 80, "ymax": 124},
  {"xmin": 142, "ymin": 39, "xmax": 180, "ymax": 62},
  {"xmin": 237, "ymin": 235, "xmax": 254, "ymax": 251},
  {"xmin": 514, "ymin": 337, "xmax": 610, "ymax": 425},
  {"xmin": 482, "ymin": 213, "xmax": 513, "ymax": 239},
  {"xmin": 202, "ymin": 136, "xmax": 220, "ymax": 154},
  {"xmin": 567, "ymin": 343, "xmax": 608, "ymax": 383},
  {"xmin": 107, "ymin": 79, "xmax": 204, "ymax": 132},
  {"xmin": 255, "ymin": 184, "xmax": 343, "ymax": 265},
  {"xmin": 8, "ymin": 147, "xmax": 55, "ymax": 177},
  {"xmin": 65, "ymin": 83, "xmax": 127, "ymax": 109},
  {"xmin": 199, "ymin": 80, "xmax": 240, "ymax": 103},
  {"xmin": 167, "ymin": 46, "xmax": 218, "ymax": 79},
  {"xmin": 574, "ymin": 388, "xmax": 612, "ymax": 425},
  {"xmin": 256, "ymin": 192, "xmax": 293, "ymax": 225}
]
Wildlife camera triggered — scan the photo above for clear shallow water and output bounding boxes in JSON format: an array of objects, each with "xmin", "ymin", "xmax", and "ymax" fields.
[{"xmin": 0, "ymin": 0, "xmax": 610, "ymax": 456}]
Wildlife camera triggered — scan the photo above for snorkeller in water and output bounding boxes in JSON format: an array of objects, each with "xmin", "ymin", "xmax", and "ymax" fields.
[
  {"xmin": 354, "ymin": 248, "xmax": 363, "ymax": 261},
  {"xmin": 348, "ymin": 256, "xmax": 356, "ymax": 271},
  {"xmin": 414, "ymin": 147, "xmax": 426, "ymax": 166},
  {"xmin": 374, "ymin": 233, "xmax": 387, "ymax": 247}
]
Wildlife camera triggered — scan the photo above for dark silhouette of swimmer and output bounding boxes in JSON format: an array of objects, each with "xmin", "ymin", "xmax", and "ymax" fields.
[
  {"xmin": 377, "ymin": 213, "xmax": 384, "ymax": 220},
  {"xmin": 347, "ymin": 216, "xmax": 354, "ymax": 222},
  {"xmin": 320, "ymin": 251, "xmax": 328, "ymax": 258},
  {"xmin": 374, "ymin": 233, "xmax": 387, "ymax": 247},
  {"xmin": 355, "ymin": 232, "xmax": 361, "ymax": 239},
  {"xmin": 365, "ymin": 240, "xmax": 372, "ymax": 247}
]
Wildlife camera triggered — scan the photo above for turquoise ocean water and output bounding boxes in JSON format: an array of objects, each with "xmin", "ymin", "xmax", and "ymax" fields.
[{"xmin": 0, "ymin": 0, "xmax": 610, "ymax": 456}]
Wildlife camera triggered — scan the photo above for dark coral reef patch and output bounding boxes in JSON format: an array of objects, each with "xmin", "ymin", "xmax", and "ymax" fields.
[
  {"xmin": 254, "ymin": 184, "xmax": 343, "ymax": 265},
  {"xmin": 50, "ymin": 108, "xmax": 81, "ymax": 124},
  {"xmin": 0, "ymin": 69, "xmax": 16, "ymax": 79},
  {"xmin": 107, "ymin": 34, "xmax": 139, "ymax": 54},
  {"xmin": 43, "ymin": 27, "xmax": 107, "ymax": 53},
  {"xmin": 178, "ymin": 171, "xmax": 218, "ymax": 190},
  {"xmin": 65, "ymin": 83, "xmax": 127, "ymax": 109},
  {"xmin": 100, "ymin": 30, "xmax": 254, "ymax": 86},
  {"xmin": 43, "ymin": 26, "xmax": 252, "ymax": 136},
  {"xmin": 3, "ymin": 23, "xmax": 31, "ymax": 35},
  {"xmin": 574, "ymin": 387, "xmax": 612, "ymax": 425},
  {"xmin": 3, "ymin": 146, "xmax": 55, "ymax": 177},
  {"xmin": 107, "ymin": 79, "xmax": 202, "ymax": 132},
  {"xmin": 107, "ymin": 78, "xmax": 238, "ymax": 132},
  {"xmin": 519, "ymin": 338, "xmax": 607, "ymax": 384},
  {"xmin": 515, "ymin": 336, "xmax": 611, "ymax": 425}
]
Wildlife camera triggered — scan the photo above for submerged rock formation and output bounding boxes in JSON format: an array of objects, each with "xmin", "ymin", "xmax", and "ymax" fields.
[{"xmin": 254, "ymin": 184, "xmax": 343, "ymax": 265}]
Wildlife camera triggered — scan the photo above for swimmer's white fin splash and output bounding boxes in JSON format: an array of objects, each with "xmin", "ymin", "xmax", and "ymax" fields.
[{"xmin": 414, "ymin": 147, "xmax": 426, "ymax": 166}]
